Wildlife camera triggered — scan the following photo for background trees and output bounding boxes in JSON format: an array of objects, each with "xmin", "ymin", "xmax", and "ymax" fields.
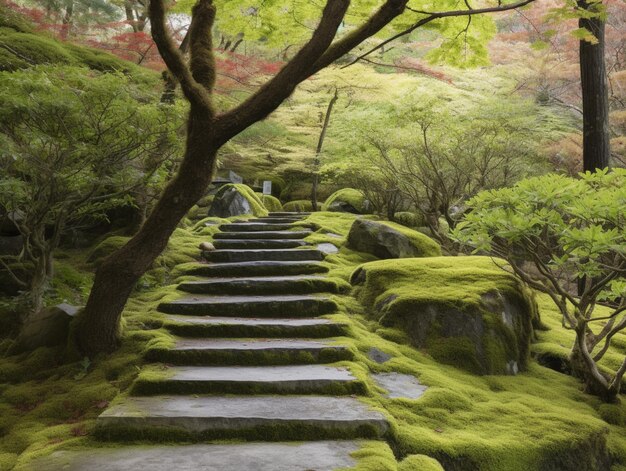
[{"xmin": 0, "ymin": 66, "xmax": 183, "ymax": 313}]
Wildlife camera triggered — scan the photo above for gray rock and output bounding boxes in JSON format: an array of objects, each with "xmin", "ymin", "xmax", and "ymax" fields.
[
  {"xmin": 198, "ymin": 241, "xmax": 215, "ymax": 252},
  {"xmin": 372, "ymin": 372, "xmax": 428, "ymax": 399},
  {"xmin": 0, "ymin": 235, "xmax": 23, "ymax": 255},
  {"xmin": 317, "ymin": 243, "xmax": 339, "ymax": 254},
  {"xmin": 347, "ymin": 219, "xmax": 439, "ymax": 259},
  {"xmin": 367, "ymin": 347, "xmax": 393, "ymax": 364},
  {"xmin": 208, "ymin": 186, "xmax": 252, "ymax": 217},
  {"xmin": 328, "ymin": 200, "xmax": 360, "ymax": 214},
  {"xmin": 15, "ymin": 303, "xmax": 80, "ymax": 352}
]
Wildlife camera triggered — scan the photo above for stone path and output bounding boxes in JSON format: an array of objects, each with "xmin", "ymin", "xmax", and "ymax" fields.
[{"xmin": 37, "ymin": 212, "xmax": 393, "ymax": 470}]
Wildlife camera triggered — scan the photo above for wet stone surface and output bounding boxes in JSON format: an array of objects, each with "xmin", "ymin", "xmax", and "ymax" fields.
[
  {"xmin": 372, "ymin": 372, "xmax": 428, "ymax": 399},
  {"xmin": 367, "ymin": 348, "xmax": 393, "ymax": 364}
]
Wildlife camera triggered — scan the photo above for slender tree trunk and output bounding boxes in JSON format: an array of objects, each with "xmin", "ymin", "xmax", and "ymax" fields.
[
  {"xmin": 60, "ymin": 2, "xmax": 73, "ymax": 39},
  {"xmin": 578, "ymin": 1, "xmax": 610, "ymax": 172},
  {"xmin": 125, "ymin": 1, "xmax": 138, "ymax": 32},
  {"xmin": 311, "ymin": 89, "xmax": 338, "ymax": 209},
  {"xmin": 77, "ymin": 109, "xmax": 217, "ymax": 355}
]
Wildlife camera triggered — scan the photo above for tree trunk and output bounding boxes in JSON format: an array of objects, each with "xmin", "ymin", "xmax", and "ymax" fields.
[
  {"xmin": 570, "ymin": 342, "xmax": 617, "ymax": 403},
  {"xmin": 311, "ymin": 89, "xmax": 338, "ymax": 209},
  {"xmin": 77, "ymin": 109, "xmax": 217, "ymax": 356},
  {"xmin": 578, "ymin": 1, "xmax": 610, "ymax": 172}
]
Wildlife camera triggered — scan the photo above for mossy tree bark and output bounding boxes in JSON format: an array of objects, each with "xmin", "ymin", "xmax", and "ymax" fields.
[{"xmin": 77, "ymin": 0, "xmax": 539, "ymax": 356}]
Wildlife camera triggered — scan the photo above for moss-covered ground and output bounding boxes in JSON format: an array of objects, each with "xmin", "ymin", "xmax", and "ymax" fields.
[{"xmin": 1, "ymin": 210, "xmax": 625, "ymax": 470}]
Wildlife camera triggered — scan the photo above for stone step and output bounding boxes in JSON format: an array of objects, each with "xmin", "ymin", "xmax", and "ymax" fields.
[
  {"xmin": 31, "ymin": 441, "xmax": 394, "ymax": 471},
  {"xmin": 268, "ymin": 212, "xmax": 311, "ymax": 216},
  {"xmin": 96, "ymin": 396, "xmax": 388, "ymax": 441},
  {"xmin": 158, "ymin": 294, "xmax": 338, "ymax": 317},
  {"xmin": 145, "ymin": 338, "xmax": 352, "ymax": 365},
  {"xmin": 163, "ymin": 315, "xmax": 348, "ymax": 338},
  {"xmin": 202, "ymin": 249, "xmax": 325, "ymax": 263},
  {"xmin": 132, "ymin": 365, "xmax": 365, "ymax": 395},
  {"xmin": 177, "ymin": 276, "xmax": 341, "ymax": 296},
  {"xmin": 184, "ymin": 261, "xmax": 328, "ymax": 277},
  {"xmin": 220, "ymin": 223, "xmax": 296, "ymax": 232},
  {"xmin": 249, "ymin": 217, "xmax": 304, "ymax": 224},
  {"xmin": 214, "ymin": 231, "xmax": 312, "ymax": 240},
  {"xmin": 213, "ymin": 239, "xmax": 308, "ymax": 249}
]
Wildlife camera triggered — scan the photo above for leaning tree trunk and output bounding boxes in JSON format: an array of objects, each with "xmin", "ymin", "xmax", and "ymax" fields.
[
  {"xmin": 77, "ymin": 109, "xmax": 217, "ymax": 355},
  {"xmin": 578, "ymin": 1, "xmax": 610, "ymax": 172},
  {"xmin": 311, "ymin": 89, "xmax": 338, "ymax": 209}
]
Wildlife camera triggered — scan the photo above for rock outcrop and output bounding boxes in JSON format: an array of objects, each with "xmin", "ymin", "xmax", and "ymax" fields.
[
  {"xmin": 347, "ymin": 219, "xmax": 441, "ymax": 259},
  {"xmin": 208, "ymin": 184, "xmax": 268, "ymax": 218},
  {"xmin": 352, "ymin": 256, "xmax": 537, "ymax": 375}
]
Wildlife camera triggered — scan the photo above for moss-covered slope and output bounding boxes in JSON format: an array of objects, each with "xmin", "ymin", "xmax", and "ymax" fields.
[{"xmin": 0, "ymin": 4, "xmax": 155, "ymax": 82}]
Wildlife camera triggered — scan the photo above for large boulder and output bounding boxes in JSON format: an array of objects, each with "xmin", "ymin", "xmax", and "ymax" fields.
[
  {"xmin": 352, "ymin": 256, "xmax": 537, "ymax": 375},
  {"xmin": 14, "ymin": 303, "xmax": 80, "ymax": 352},
  {"xmin": 208, "ymin": 184, "xmax": 268, "ymax": 218},
  {"xmin": 322, "ymin": 188, "xmax": 370, "ymax": 214},
  {"xmin": 347, "ymin": 219, "xmax": 441, "ymax": 259}
]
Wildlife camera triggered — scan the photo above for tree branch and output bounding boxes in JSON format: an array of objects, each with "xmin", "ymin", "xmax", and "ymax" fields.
[
  {"xmin": 343, "ymin": 0, "xmax": 537, "ymax": 68},
  {"xmin": 149, "ymin": 0, "xmax": 211, "ymax": 108},
  {"xmin": 215, "ymin": 0, "xmax": 350, "ymax": 141}
]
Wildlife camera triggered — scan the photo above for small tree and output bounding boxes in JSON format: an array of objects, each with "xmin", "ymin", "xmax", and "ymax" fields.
[
  {"xmin": 0, "ymin": 66, "xmax": 182, "ymax": 314},
  {"xmin": 357, "ymin": 104, "xmax": 542, "ymax": 248},
  {"xmin": 454, "ymin": 169, "xmax": 626, "ymax": 402}
]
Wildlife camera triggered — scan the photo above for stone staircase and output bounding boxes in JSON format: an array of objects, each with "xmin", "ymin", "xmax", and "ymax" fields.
[{"xmin": 52, "ymin": 212, "xmax": 392, "ymax": 470}]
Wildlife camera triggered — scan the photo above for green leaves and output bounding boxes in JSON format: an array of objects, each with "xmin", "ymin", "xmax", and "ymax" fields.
[{"xmin": 454, "ymin": 169, "xmax": 626, "ymax": 300}]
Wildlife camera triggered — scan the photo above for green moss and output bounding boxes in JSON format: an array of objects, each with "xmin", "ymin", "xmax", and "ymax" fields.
[
  {"xmin": 257, "ymin": 193, "xmax": 283, "ymax": 212},
  {"xmin": 87, "ymin": 236, "xmax": 131, "ymax": 265},
  {"xmin": 393, "ymin": 211, "xmax": 425, "ymax": 228},
  {"xmin": 0, "ymin": 18, "xmax": 155, "ymax": 81},
  {"xmin": 369, "ymin": 220, "xmax": 442, "ymax": 258},
  {"xmin": 341, "ymin": 441, "xmax": 398, "ymax": 471},
  {"xmin": 398, "ymin": 454, "xmax": 444, "ymax": 471},
  {"xmin": 322, "ymin": 188, "xmax": 370, "ymax": 213},
  {"xmin": 283, "ymin": 200, "xmax": 319, "ymax": 212},
  {"xmin": 351, "ymin": 256, "xmax": 535, "ymax": 375}
]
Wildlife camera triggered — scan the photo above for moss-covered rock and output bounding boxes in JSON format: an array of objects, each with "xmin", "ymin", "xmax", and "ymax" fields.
[
  {"xmin": 257, "ymin": 193, "xmax": 282, "ymax": 212},
  {"xmin": 87, "ymin": 236, "xmax": 131, "ymax": 265},
  {"xmin": 393, "ymin": 211, "xmax": 425, "ymax": 228},
  {"xmin": 347, "ymin": 219, "xmax": 441, "ymax": 259},
  {"xmin": 208, "ymin": 184, "xmax": 268, "ymax": 218},
  {"xmin": 282, "ymin": 200, "xmax": 319, "ymax": 212},
  {"xmin": 352, "ymin": 256, "xmax": 537, "ymax": 375},
  {"xmin": 322, "ymin": 188, "xmax": 370, "ymax": 214},
  {"xmin": 399, "ymin": 454, "xmax": 444, "ymax": 471}
]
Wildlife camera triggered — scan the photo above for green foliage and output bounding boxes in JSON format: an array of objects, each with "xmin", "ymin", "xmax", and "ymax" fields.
[
  {"xmin": 0, "ymin": 65, "xmax": 184, "ymax": 309},
  {"xmin": 455, "ymin": 169, "xmax": 626, "ymax": 398}
]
